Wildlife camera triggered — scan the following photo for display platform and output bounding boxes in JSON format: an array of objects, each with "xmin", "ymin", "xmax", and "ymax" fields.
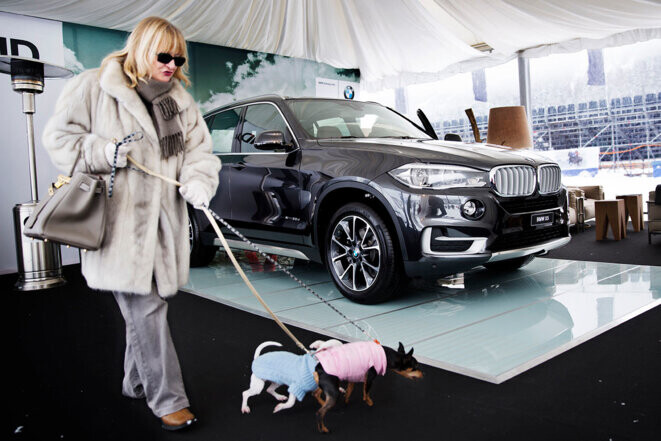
[{"xmin": 183, "ymin": 254, "xmax": 661, "ymax": 383}]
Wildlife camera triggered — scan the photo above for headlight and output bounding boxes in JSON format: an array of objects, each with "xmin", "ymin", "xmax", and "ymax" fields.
[{"xmin": 388, "ymin": 164, "xmax": 489, "ymax": 189}]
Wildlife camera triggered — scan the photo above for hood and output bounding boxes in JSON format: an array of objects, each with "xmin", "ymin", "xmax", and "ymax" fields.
[{"xmin": 315, "ymin": 138, "xmax": 557, "ymax": 170}]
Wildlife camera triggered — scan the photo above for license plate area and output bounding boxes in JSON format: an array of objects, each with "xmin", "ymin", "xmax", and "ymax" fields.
[{"xmin": 531, "ymin": 212, "xmax": 554, "ymax": 226}]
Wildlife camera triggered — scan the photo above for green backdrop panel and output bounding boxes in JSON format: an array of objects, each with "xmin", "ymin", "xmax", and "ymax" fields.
[{"xmin": 63, "ymin": 22, "xmax": 359, "ymax": 112}]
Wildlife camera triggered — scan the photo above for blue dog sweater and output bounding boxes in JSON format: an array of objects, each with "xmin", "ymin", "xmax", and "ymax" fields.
[{"xmin": 251, "ymin": 352, "xmax": 319, "ymax": 401}]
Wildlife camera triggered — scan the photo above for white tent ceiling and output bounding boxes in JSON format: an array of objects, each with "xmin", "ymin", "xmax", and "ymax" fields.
[{"xmin": 2, "ymin": 0, "xmax": 661, "ymax": 90}]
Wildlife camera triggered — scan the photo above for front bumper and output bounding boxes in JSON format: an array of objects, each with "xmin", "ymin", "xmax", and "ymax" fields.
[
  {"xmin": 403, "ymin": 236, "xmax": 570, "ymax": 277},
  {"xmin": 373, "ymin": 177, "xmax": 570, "ymax": 278}
]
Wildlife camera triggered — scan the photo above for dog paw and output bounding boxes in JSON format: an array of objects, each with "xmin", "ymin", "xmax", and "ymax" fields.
[
  {"xmin": 241, "ymin": 406, "xmax": 251, "ymax": 414},
  {"xmin": 273, "ymin": 393, "xmax": 288, "ymax": 401},
  {"xmin": 273, "ymin": 404, "xmax": 286, "ymax": 413}
]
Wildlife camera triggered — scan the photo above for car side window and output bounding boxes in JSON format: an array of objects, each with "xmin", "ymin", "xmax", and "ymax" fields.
[
  {"xmin": 240, "ymin": 104, "xmax": 293, "ymax": 153},
  {"xmin": 208, "ymin": 108, "xmax": 241, "ymax": 153}
]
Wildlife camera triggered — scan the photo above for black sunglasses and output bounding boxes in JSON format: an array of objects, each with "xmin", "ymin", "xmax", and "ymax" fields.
[{"xmin": 157, "ymin": 53, "xmax": 186, "ymax": 67}]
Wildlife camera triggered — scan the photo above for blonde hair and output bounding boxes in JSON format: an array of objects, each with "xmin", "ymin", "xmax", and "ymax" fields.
[{"xmin": 100, "ymin": 16, "xmax": 190, "ymax": 88}]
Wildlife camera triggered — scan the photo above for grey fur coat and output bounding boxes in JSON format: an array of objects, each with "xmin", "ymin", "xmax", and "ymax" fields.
[{"xmin": 42, "ymin": 60, "xmax": 221, "ymax": 297}]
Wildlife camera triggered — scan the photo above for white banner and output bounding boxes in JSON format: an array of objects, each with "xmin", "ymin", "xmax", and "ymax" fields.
[
  {"xmin": 0, "ymin": 12, "xmax": 64, "ymax": 65},
  {"xmin": 539, "ymin": 146, "xmax": 601, "ymax": 175}
]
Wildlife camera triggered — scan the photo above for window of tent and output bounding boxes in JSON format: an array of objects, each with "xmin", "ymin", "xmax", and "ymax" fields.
[{"xmin": 529, "ymin": 39, "xmax": 661, "ymax": 202}]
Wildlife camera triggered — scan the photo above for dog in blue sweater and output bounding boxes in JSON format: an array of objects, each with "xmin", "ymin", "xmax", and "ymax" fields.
[{"xmin": 241, "ymin": 339, "xmax": 342, "ymax": 414}]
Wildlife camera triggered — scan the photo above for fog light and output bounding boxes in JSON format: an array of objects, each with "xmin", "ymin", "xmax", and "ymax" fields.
[{"xmin": 461, "ymin": 199, "xmax": 485, "ymax": 220}]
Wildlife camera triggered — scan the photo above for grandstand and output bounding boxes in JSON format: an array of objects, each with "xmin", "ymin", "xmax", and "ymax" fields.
[{"xmin": 435, "ymin": 92, "xmax": 661, "ymax": 169}]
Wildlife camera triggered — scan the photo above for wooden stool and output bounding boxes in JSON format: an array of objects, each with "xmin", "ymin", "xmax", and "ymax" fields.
[
  {"xmin": 595, "ymin": 200, "xmax": 626, "ymax": 241},
  {"xmin": 616, "ymin": 194, "xmax": 644, "ymax": 232}
]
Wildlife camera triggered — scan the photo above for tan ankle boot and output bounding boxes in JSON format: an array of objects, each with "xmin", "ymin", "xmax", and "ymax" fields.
[{"xmin": 161, "ymin": 408, "xmax": 196, "ymax": 431}]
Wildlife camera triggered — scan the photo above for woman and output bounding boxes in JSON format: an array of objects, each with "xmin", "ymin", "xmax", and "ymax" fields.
[{"xmin": 42, "ymin": 17, "xmax": 221, "ymax": 430}]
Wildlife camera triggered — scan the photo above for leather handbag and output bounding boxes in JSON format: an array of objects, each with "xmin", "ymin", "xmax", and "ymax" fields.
[
  {"xmin": 23, "ymin": 152, "xmax": 107, "ymax": 250},
  {"xmin": 23, "ymin": 131, "xmax": 143, "ymax": 250}
]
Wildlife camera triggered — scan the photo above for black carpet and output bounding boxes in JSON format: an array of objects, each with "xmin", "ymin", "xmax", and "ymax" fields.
[
  {"xmin": 7, "ymin": 265, "xmax": 661, "ymax": 441},
  {"xmin": 544, "ymin": 221, "xmax": 660, "ymax": 266}
]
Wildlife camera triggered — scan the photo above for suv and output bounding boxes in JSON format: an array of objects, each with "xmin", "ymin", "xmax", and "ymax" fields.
[{"xmin": 190, "ymin": 95, "xmax": 570, "ymax": 304}]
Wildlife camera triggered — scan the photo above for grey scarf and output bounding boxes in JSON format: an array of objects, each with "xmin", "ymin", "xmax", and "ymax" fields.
[{"xmin": 135, "ymin": 78, "xmax": 185, "ymax": 158}]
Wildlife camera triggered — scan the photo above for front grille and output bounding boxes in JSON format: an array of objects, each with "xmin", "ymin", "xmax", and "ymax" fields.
[
  {"xmin": 498, "ymin": 195, "xmax": 561, "ymax": 214},
  {"xmin": 430, "ymin": 240, "xmax": 473, "ymax": 253},
  {"xmin": 538, "ymin": 165, "xmax": 562, "ymax": 194},
  {"xmin": 490, "ymin": 225, "xmax": 567, "ymax": 252},
  {"xmin": 491, "ymin": 165, "xmax": 536, "ymax": 197}
]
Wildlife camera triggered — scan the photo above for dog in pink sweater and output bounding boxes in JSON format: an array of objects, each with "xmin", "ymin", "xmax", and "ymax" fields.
[{"xmin": 313, "ymin": 340, "xmax": 423, "ymax": 433}]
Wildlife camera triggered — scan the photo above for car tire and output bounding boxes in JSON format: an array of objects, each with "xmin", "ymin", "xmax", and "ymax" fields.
[
  {"xmin": 483, "ymin": 255, "xmax": 535, "ymax": 272},
  {"xmin": 325, "ymin": 202, "xmax": 403, "ymax": 304},
  {"xmin": 188, "ymin": 207, "xmax": 218, "ymax": 267}
]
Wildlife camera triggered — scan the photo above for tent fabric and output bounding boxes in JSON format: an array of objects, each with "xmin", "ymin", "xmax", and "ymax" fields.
[
  {"xmin": 2, "ymin": 0, "xmax": 661, "ymax": 90},
  {"xmin": 434, "ymin": 0, "xmax": 661, "ymax": 55}
]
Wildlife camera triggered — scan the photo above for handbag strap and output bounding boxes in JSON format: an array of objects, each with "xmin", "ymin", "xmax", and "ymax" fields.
[{"xmin": 67, "ymin": 149, "xmax": 87, "ymax": 177}]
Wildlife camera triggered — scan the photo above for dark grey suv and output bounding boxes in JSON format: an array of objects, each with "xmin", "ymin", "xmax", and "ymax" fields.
[{"xmin": 190, "ymin": 95, "xmax": 570, "ymax": 303}]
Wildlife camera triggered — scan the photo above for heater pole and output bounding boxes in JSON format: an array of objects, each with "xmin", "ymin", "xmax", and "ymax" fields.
[{"xmin": 23, "ymin": 92, "xmax": 39, "ymax": 202}]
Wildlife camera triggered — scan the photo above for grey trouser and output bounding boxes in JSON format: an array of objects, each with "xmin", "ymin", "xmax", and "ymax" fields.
[{"xmin": 112, "ymin": 287, "xmax": 189, "ymax": 418}]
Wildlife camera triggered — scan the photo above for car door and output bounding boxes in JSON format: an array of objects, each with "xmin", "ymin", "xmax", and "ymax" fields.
[
  {"xmin": 229, "ymin": 102, "xmax": 305, "ymax": 244},
  {"xmin": 205, "ymin": 107, "xmax": 242, "ymax": 219}
]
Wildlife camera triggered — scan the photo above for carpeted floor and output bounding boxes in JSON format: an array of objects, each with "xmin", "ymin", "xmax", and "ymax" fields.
[
  {"xmin": 7, "ymin": 264, "xmax": 661, "ymax": 441},
  {"xmin": 544, "ymin": 221, "xmax": 660, "ymax": 266}
]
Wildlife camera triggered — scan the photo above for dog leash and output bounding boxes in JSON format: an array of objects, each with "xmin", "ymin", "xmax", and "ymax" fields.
[
  {"xmin": 109, "ymin": 131, "xmax": 144, "ymax": 198},
  {"xmin": 123, "ymin": 154, "xmax": 380, "ymax": 350}
]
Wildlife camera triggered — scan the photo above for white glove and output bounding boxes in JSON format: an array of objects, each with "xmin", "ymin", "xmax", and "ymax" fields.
[
  {"xmin": 179, "ymin": 181, "xmax": 210, "ymax": 208},
  {"xmin": 105, "ymin": 142, "xmax": 131, "ymax": 168}
]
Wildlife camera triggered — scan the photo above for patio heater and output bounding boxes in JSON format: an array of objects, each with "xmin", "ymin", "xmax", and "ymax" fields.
[{"xmin": 0, "ymin": 55, "xmax": 72, "ymax": 290}]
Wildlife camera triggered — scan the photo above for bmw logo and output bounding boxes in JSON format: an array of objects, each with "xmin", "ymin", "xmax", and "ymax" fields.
[{"xmin": 344, "ymin": 85, "xmax": 355, "ymax": 100}]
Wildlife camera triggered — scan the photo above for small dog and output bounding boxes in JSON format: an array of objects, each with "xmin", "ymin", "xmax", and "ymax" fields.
[{"xmin": 241, "ymin": 339, "xmax": 423, "ymax": 433}]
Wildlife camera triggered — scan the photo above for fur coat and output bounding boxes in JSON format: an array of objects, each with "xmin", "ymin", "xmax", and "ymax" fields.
[{"xmin": 42, "ymin": 60, "xmax": 221, "ymax": 297}]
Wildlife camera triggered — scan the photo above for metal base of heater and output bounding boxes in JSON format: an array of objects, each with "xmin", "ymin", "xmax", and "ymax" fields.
[{"xmin": 13, "ymin": 202, "xmax": 67, "ymax": 291}]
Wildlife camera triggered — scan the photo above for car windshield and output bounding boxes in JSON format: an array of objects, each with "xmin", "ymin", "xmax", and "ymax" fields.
[{"xmin": 286, "ymin": 99, "xmax": 432, "ymax": 140}]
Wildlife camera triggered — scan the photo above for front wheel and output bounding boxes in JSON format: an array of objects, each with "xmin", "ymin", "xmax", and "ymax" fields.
[
  {"xmin": 325, "ymin": 203, "xmax": 404, "ymax": 304},
  {"xmin": 483, "ymin": 255, "xmax": 535, "ymax": 272}
]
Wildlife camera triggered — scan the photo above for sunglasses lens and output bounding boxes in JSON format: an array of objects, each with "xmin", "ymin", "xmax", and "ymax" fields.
[
  {"xmin": 157, "ymin": 53, "xmax": 186, "ymax": 66},
  {"xmin": 157, "ymin": 53, "xmax": 172, "ymax": 64}
]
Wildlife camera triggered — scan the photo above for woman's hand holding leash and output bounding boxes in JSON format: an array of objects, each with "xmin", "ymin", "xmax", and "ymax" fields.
[
  {"xmin": 105, "ymin": 132, "xmax": 144, "ymax": 168},
  {"xmin": 107, "ymin": 131, "xmax": 144, "ymax": 197},
  {"xmin": 179, "ymin": 181, "xmax": 209, "ymax": 209},
  {"xmin": 105, "ymin": 142, "xmax": 131, "ymax": 168}
]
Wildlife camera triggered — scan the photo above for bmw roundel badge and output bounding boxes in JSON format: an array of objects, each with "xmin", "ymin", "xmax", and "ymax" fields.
[{"xmin": 344, "ymin": 85, "xmax": 355, "ymax": 100}]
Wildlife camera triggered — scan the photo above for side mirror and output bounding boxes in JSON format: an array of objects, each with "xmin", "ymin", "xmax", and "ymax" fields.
[
  {"xmin": 444, "ymin": 133, "xmax": 462, "ymax": 142},
  {"xmin": 254, "ymin": 130, "xmax": 289, "ymax": 151}
]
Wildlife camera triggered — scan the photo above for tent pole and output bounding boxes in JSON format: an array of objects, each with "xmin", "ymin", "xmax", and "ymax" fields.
[{"xmin": 518, "ymin": 52, "xmax": 532, "ymax": 131}]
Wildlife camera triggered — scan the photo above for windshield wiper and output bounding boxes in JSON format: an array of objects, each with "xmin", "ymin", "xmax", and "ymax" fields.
[{"xmin": 375, "ymin": 136, "xmax": 419, "ymax": 139}]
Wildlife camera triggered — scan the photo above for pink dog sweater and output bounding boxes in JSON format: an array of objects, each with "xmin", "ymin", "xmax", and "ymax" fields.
[{"xmin": 314, "ymin": 341, "xmax": 387, "ymax": 382}]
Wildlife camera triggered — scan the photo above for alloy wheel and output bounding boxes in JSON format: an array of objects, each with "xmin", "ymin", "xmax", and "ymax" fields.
[{"xmin": 329, "ymin": 214, "xmax": 381, "ymax": 291}]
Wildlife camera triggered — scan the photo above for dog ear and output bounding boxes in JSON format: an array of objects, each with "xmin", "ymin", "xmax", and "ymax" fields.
[
  {"xmin": 407, "ymin": 347, "xmax": 414, "ymax": 357},
  {"xmin": 398, "ymin": 342, "xmax": 405, "ymax": 353}
]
